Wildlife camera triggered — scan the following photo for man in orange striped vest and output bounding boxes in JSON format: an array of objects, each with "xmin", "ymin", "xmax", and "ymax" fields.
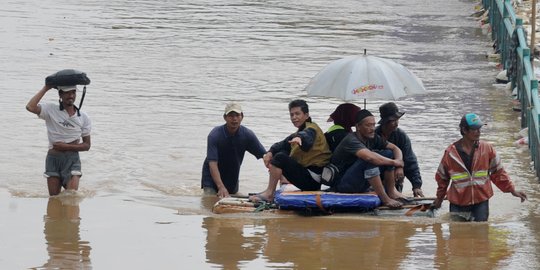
[{"xmin": 431, "ymin": 113, "xmax": 527, "ymax": 221}]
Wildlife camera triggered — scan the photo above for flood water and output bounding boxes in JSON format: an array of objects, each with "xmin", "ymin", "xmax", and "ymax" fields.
[{"xmin": 1, "ymin": 0, "xmax": 540, "ymax": 269}]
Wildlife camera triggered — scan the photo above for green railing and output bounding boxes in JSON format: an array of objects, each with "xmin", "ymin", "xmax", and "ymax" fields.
[{"xmin": 483, "ymin": 0, "xmax": 540, "ymax": 178}]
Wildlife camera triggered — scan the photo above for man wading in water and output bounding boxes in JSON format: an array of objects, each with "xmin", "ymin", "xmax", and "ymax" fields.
[
  {"xmin": 431, "ymin": 113, "xmax": 527, "ymax": 221},
  {"xmin": 26, "ymin": 84, "xmax": 91, "ymax": 196}
]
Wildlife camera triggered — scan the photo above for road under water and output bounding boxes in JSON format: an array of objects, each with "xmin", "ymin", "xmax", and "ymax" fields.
[{"xmin": 1, "ymin": 0, "xmax": 539, "ymax": 269}]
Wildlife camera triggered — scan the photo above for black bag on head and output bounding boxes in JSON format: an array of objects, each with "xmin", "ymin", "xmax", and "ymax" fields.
[
  {"xmin": 45, "ymin": 69, "xmax": 91, "ymax": 116},
  {"xmin": 45, "ymin": 69, "xmax": 91, "ymax": 88}
]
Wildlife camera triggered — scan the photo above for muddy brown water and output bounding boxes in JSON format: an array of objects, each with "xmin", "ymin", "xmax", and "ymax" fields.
[{"xmin": 1, "ymin": 0, "xmax": 539, "ymax": 269}]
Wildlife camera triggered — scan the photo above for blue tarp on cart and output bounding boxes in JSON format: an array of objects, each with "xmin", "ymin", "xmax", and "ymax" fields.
[{"xmin": 274, "ymin": 191, "xmax": 382, "ymax": 211}]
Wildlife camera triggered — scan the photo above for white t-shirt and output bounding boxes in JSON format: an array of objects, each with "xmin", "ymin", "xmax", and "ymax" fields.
[{"xmin": 38, "ymin": 102, "xmax": 92, "ymax": 149}]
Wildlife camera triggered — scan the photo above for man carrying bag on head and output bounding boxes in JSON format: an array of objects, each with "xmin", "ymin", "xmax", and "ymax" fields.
[{"xmin": 26, "ymin": 77, "xmax": 92, "ymax": 196}]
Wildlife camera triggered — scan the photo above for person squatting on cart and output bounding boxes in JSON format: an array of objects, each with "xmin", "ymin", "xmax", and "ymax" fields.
[
  {"xmin": 324, "ymin": 103, "xmax": 361, "ymax": 152},
  {"xmin": 249, "ymin": 99, "xmax": 331, "ymax": 203},
  {"xmin": 326, "ymin": 109, "xmax": 406, "ymax": 208},
  {"xmin": 375, "ymin": 102, "xmax": 424, "ymax": 197}
]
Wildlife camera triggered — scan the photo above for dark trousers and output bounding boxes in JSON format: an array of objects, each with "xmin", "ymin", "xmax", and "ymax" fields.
[
  {"xmin": 449, "ymin": 200, "xmax": 490, "ymax": 222},
  {"xmin": 336, "ymin": 149, "xmax": 393, "ymax": 193},
  {"xmin": 271, "ymin": 152, "xmax": 321, "ymax": 191}
]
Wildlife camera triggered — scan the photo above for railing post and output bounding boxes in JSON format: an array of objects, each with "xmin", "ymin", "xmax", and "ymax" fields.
[
  {"xmin": 500, "ymin": 0, "xmax": 510, "ymax": 65},
  {"xmin": 530, "ymin": 80, "xmax": 539, "ymax": 176},
  {"xmin": 522, "ymin": 47, "xmax": 530, "ymax": 128},
  {"xmin": 532, "ymin": 0, "xmax": 537, "ymax": 59},
  {"xmin": 511, "ymin": 19, "xmax": 524, "ymax": 91}
]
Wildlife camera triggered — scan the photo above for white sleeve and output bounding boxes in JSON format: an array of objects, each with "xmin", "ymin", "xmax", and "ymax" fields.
[
  {"xmin": 81, "ymin": 113, "xmax": 92, "ymax": 137},
  {"xmin": 38, "ymin": 102, "xmax": 53, "ymax": 120}
]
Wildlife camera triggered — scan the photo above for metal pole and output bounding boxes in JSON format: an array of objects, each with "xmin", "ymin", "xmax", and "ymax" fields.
[{"xmin": 531, "ymin": 0, "xmax": 537, "ymax": 62}]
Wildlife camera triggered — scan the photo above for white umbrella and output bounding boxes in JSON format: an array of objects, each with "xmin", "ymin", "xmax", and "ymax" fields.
[{"xmin": 305, "ymin": 54, "xmax": 426, "ymax": 103}]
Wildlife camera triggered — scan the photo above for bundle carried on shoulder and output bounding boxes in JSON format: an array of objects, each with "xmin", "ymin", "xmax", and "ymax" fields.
[{"xmin": 45, "ymin": 69, "xmax": 91, "ymax": 88}]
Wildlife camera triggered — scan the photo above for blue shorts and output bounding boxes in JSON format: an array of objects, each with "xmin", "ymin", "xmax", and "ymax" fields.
[
  {"xmin": 449, "ymin": 200, "xmax": 489, "ymax": 222},
  {"xmin": 336, "ymin": 149, "xmax": 394, "ymax": 193},
  {"xmin": 44, "ymin": 151, "xmax": 82, "ymax": 187}
]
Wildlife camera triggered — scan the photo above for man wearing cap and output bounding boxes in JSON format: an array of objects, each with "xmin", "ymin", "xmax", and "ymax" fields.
[
  {"xmin": 328, "ymin": 109, "xmax": 406, "ymax": 208},
  {"xmin": 432, "ymin": 113, "xmax": 527, "ymax": 221},
  {"xmin": 375, "ymin": 102, "xmax": 424, "ymax": 197},
  {"xmin": 26, "ymin": 84, "xmax": 91, "ymax": 196},
  {"xmin": 201, "ymin": 102, "xmax": 266, "ymax": 198}
]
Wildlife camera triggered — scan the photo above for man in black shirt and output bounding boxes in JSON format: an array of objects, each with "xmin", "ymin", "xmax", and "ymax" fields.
[{"xmin": 329, "ymin": 110, "xmax": 405, "ymax": 208}]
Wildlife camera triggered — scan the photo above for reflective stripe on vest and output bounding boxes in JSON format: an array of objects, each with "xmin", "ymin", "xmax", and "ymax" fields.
[
  {"xmin": 450, "ymin": 170, "xmax": 489, "ymax": 189},
  {"xmin": 450, "ymin": 172, "xmax": 469, "ymax": 181},
  {"xmin": 453, "ymin": 179, "xmax": 489, "ymax": 189},
  {"xmin": 473, "ymin": 170, "xmax": 488, "ymax": 177}
]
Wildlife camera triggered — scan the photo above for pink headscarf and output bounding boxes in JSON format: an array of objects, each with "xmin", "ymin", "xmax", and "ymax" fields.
[{"xmin": 328, "ymin": 103, "xmax": 361, "ymax": 132}]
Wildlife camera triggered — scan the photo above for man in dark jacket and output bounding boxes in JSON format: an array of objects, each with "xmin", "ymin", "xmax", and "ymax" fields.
[{"xmin": 375, "ymin": 102, "xmax": 424, "ymax": 197}]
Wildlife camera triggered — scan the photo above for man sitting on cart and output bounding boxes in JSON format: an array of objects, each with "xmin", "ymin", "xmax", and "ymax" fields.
[{"xmin": 328, "ymin": 109, "xmax": 406, "ymax": 208}]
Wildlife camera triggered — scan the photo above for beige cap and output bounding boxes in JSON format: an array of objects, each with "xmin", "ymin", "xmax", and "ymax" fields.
[
  {"xmin": 224, "ymin": 102, "xmax": 243, "ymax": 115},
  {"xmin": 57, "ymin": 85, "xmax": 78, "ymax": 92}
]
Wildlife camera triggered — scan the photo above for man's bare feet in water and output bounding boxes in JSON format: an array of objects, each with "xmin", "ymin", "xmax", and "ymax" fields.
[
  {"xmin": 248, "ymin": 191, "xmax": 274, "ymax": 203},
  {"xmin": 382, "ymin": 198, "xmax": 403, "ymax": 208},
  {"xmin": 388, "ymin": 188, "xmax": 408, "ymax": 200}
]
